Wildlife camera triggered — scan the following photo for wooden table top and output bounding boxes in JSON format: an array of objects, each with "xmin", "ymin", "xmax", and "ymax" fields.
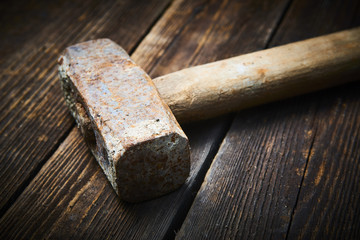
[{"xmin": 1, "ymin": 0, "xmax": 359, "ymax": 239}]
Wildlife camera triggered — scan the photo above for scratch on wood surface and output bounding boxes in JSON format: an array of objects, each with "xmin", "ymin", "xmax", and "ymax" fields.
[
  {"xmin": 37, "ymin": 135, "xmax": 49, "ymax": 142},
  {"xmin": 314, "ymin": 160, "xmax": 325, "ymax": 186}
]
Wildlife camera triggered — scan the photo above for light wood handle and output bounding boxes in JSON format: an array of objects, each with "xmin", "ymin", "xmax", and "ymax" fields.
[{"xmin": 153, "ymin": 27, "xmax": 360, "ymax": 122}]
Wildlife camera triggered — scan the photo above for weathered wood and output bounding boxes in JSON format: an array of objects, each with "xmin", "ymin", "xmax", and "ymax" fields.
[
  {"xmin": 0, "ymin": 0, "xmax": 292, "ymax": 238},
  {"xmin": 269, "ymin": 0, "xmax": 360, "ymax": 46},
  {"xmin": 0, "ymin": 0, "xmax": 75, "ymax": 66},
  {"xmin": 177, "ymin": 95, "xmax": 319, "ymax": 239},
  {"xmin": 0, "ymin": 0, "xmax": 172, "ymax": 214},
  {"xmin": 0, "ymin": 118, "xmax": 231, "ymax": 239},
  {"xmin": 275, "ymin": 0, "xmax": 360, "ymax": 239},
  {"xmin": 155, "ymin": 28, "xmax": 360, "ymax": 122},
  {"xmin": 286, "ymin": 83, "xmax": 360, "ymax": 239},
  {"xmin": 176, "ymin": 0, "xmax": 360, "ymax": 239},
  {"xmin": 272, "ymin": 1, "xmax": 360, "ymax": 239}
]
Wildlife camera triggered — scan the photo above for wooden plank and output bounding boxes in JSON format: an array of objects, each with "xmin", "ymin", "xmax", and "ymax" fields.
[
  {"xmin": 0, "ymin": 0, "xmax": 172, "ymax": 214},
  {"xmin": 0, "ymin": 119, "xmax": 230, "ymax": 239},
  {"xmin": 269, "ymin": 0, "xmax": 360, "ymax": 45},
  {"xmin": 0, "ymin": 0, "xmax": 76, "ymax": 65},
  {"xmin": 176, "ymin": 0, "xmax": 360, "ymax": 239},
  {"xmin": 177, "ymin": 94, "xmax": 319, "ymax": 239},
  {"xmin": 286, "ymin": 84, "xmax": 360, "ymax": 239},
  {"xmin": 0, "ymin": 0, "xmax": 292, "ymax": 238},
  {"xmin": 274, "ymin": 0, "xmax": 360, "ymax": 239}
]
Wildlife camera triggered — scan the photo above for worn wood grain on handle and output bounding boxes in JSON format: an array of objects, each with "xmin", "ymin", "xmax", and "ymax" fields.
[{"xmin": 154, "ymin": 27, "xmax": 360, "ymax": 122}]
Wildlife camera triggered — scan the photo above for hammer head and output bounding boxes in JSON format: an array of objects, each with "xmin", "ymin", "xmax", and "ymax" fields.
[{"xmin": 58, "ymin": 39, "xmax": 190, "ymax": 202}]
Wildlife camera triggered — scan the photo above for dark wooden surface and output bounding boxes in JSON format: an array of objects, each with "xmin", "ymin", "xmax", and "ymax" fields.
[{"xmin": 0, "ymin": 0, "xmax": 359, "ymax": 239}]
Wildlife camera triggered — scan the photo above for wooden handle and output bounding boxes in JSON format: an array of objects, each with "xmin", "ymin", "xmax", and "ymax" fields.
[{"xmin": 153, "ymin": 27, "xmax": 360, "ymax": 123}]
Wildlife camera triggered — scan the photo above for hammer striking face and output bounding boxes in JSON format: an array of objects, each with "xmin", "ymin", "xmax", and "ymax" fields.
[{"xmin": 58, "ymin": 39, "xmax": 190, "ymax": 202}]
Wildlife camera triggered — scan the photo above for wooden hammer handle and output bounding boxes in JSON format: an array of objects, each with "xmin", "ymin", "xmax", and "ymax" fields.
[{"xmin": 153, "ymin": 27, "xmax": 360, "ymax": 122}]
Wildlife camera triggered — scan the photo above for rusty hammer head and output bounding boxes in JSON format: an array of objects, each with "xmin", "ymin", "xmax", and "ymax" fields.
[{"xmin": 58, "ymin": 39, "xmax": 190, "ymax": 202}]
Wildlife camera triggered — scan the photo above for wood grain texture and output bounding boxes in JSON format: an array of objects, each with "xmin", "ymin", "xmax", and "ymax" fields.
[
  {"xmin": 177, "ymin": 92, "xmax": 319, "ymax": 239},
  {"xmin": 177, "ymin": 0, "xmax": 360, "ymax": 239},
  {"xmin": 0, "ymin": 0, "xmax": 292, "ymax": 238},
  {"xmin": 275, "ymin": 0, "xmax": 360, "ymax": 239},
  {"xmin": 0, "ymin": 0, "xmax": 171, "ymax": 214},
  {"xmin": 271, "ymin": 0, "xmax": 360, "ymax": 238},
  {"xmin": 0, "ymin": 0, "xmax": 72, "ymax": 65},
  {"xmin": 154, "ymin": 28, "xmax": 360, "ymax": 122},
  {"xmin": 0, "ymin": 119, "xmax": 230, "ymax": 239},
  {"xmin": 269, "ymin": 0, "xmax": 360, "ymax": 46},
  {"xmin": 286, "ymin": 84, "xmax": 360, "ymax": 239},
  {"xmin": 132, "ymin": 0, "xmax": 291, "ymax": 75}
]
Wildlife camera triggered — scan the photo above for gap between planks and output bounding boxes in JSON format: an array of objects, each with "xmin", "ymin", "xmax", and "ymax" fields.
[{"xmin": 285, "ymin": 114, "xmax": 318, "ymax": 239}]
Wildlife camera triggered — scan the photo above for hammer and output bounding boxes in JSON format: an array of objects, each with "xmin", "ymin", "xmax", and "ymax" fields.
[{"xmin": 58, "ymin": 27, "xmax": 360, "ymax": 202}]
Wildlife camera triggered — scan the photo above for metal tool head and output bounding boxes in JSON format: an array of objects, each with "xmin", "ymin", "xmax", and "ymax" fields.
[{"xmin": 58, "ymin": 39, "xmax": 190, "ymax": 202}]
